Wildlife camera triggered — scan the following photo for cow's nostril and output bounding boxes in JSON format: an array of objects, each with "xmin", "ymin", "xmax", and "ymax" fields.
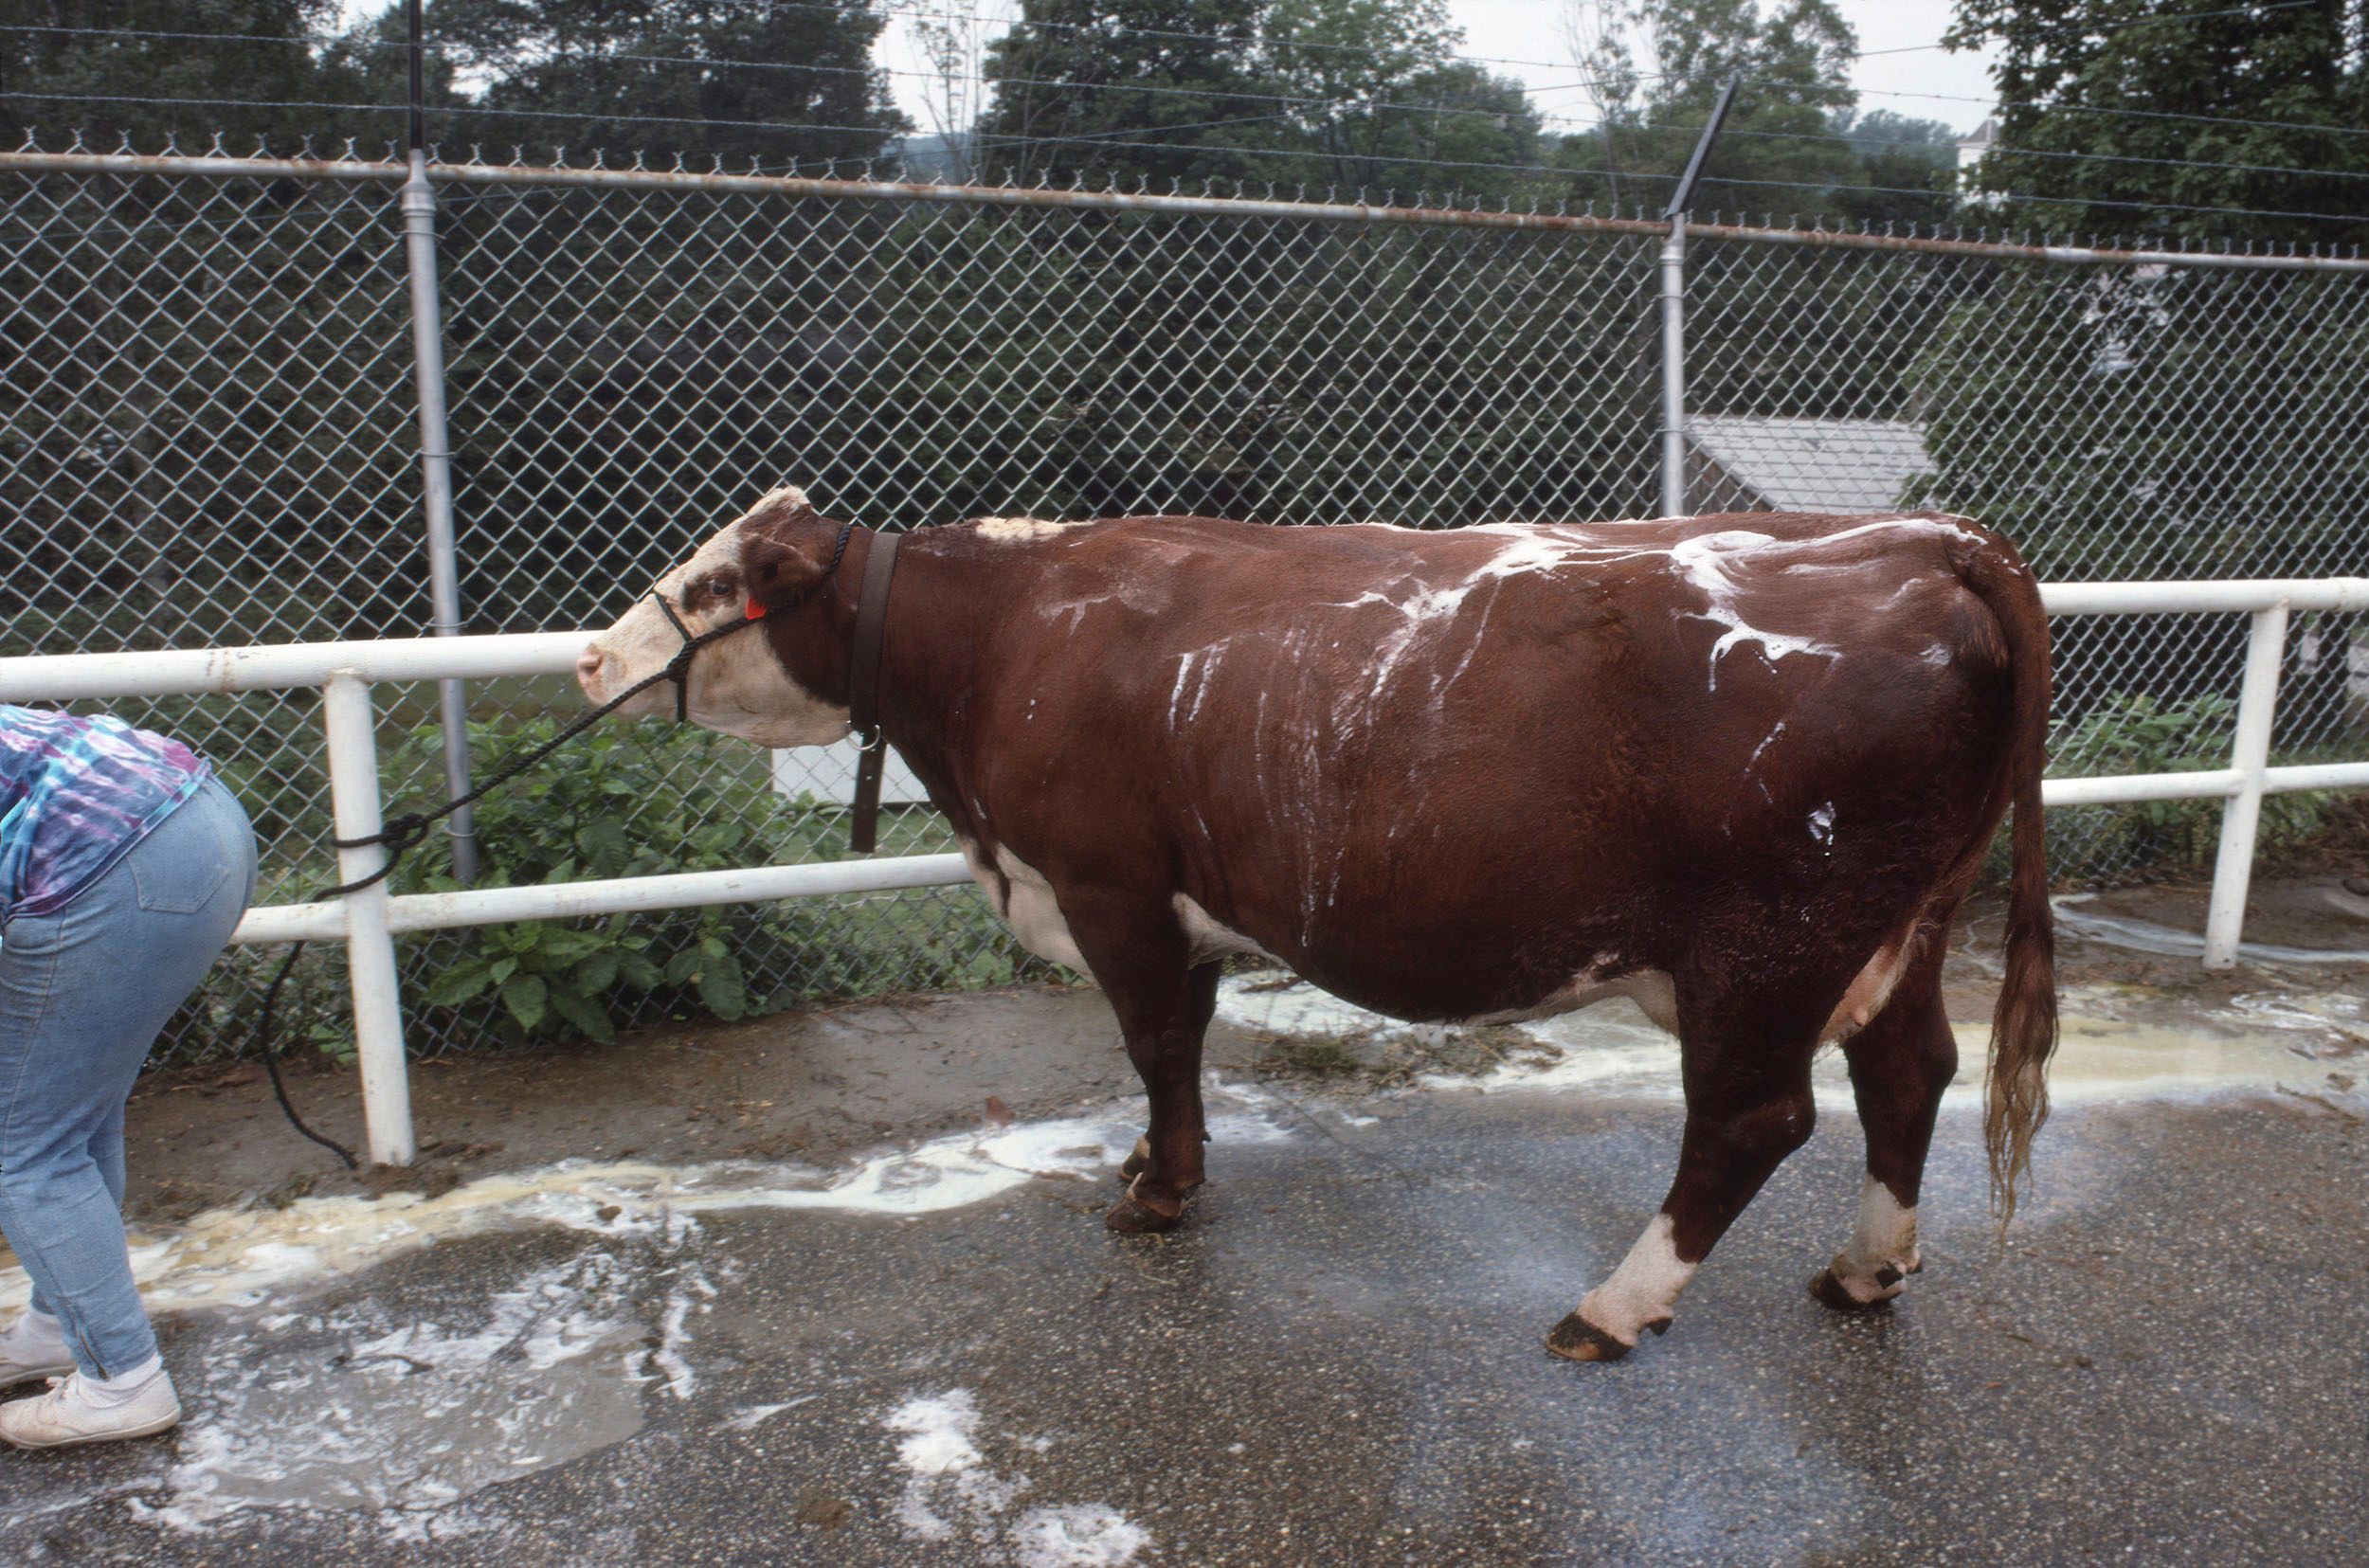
[{"xmin": 575, "ymin": 646, "xmax": 603, "ymax": 686}]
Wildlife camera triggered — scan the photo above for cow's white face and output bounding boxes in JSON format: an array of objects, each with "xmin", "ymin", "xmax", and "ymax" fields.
[{"xmin": 575, "ymin": 486, "xmax": 852, "ymax": 748}]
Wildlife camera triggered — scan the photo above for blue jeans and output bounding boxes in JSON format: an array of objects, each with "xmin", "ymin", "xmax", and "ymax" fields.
[{"xmin": 0, "ymin": 778, "xmax": 255, "ymax": 1379}]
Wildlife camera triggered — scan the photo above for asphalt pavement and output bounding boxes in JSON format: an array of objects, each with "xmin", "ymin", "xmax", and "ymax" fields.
[{"xmin": 3, "ymin": 1073, "xmax": 2363, "ymax": 1565}]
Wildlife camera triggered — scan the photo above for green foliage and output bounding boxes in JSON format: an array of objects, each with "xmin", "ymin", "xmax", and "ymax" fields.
[
  {"xmin": 0, "ymin": 1, "xmax": 357, "ymax": 148},
  {"xmin": 2003, "ymin": 692, "xmax": 2339, "ymax": 883},
  {"xmin": 0, "ymin": 0, "xmax": 905, "ymax": 166},
  {"xmin": 976, "ymin": 0, "xmax": 1544, "ymax": 200},
  {"xmin": 380, "ymin": 716, "xmax": 1051, "ymax": 1052},
  {"xmin": 1556, "ymin": 0, "xmax": 1887, "ymax": 214},
  {"xmin": 1945, "ymin": 0, "xmax": 2369, "ymax": 246},
  {"xmin": 424, "ymin": 0, "xmax": 907, "ymax": 166},
  {"xmin": 978, "ymin": 0, "xmax": 1275, "ymax": 188}
]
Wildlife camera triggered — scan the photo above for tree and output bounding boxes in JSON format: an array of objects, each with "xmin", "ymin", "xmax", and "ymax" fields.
[
  {"xmin": 1945, "ymin": 0, "xmax": 2369, "ymax": 246},
  {"xmin": 1825, "ymin": 109, "xmax": 1961, "ymax": 228},
  {"xmin": 975, "ymin": 1, "xmax": 1274, "ymax": 189},
  {"xmin": 1257, "ymin": 0, "xmax": 1542, "ymax": 198},
  {"xmin": 1554, "ymin": 0, "xmax": 1860, "ymax": 214},
  {"xmin": 975, "ymin": 0, "xmax": 1541, "ymax": 199},
  {"xmin": 0, "ymin": 0, "xmax": 354, "ymax": 150},
  {"xmin": 427, "ymin": 0, "xmax": 906, "ymax": 168}
]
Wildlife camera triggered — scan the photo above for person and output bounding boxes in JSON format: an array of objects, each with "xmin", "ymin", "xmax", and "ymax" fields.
[{"xmin": 0, "ymin": 705, "xmax": 255, "ymax": 1450}]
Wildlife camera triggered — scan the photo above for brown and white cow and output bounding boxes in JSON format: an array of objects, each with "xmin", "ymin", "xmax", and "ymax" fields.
[{"xmin": 577, "ymin": 485, "xmax": 2057, "ymax": 1361}]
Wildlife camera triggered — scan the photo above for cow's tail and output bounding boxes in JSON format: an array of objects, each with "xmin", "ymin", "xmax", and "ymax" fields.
[{"xmin": 1949, "ymin": 527, "xmax": 2058, "ymax": 1227}]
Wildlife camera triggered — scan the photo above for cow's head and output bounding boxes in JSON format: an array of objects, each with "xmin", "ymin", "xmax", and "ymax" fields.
[{"xmin": 575, "ymin": 484, "xmax": 854, "ymax": 747}]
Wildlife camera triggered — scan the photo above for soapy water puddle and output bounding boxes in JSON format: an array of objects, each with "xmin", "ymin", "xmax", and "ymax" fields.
[
  {"xmin": 1215, "ymin": 972, "xmax": 2369, "ymax": 1109},
  {"xmin": 2053, "ymin": 893, "xmax": 2369, "ymax": 965},
  {"xmin": 0, "ymin": 1093, "xmax": 1291, "ymax": 1541}
]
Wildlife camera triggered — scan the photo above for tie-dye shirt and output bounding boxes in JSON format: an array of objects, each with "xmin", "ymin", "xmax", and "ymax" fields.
[{"xmin": 0, "ymin": 706, "xmax": 210, "ymax": 922}]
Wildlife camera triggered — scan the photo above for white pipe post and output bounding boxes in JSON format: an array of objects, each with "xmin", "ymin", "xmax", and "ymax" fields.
[
  {"xmin": 321, "ymin": 676, "xmax": 416, "ymax": 1163},
  {"xmin": 2203, "ymin": 602, "xmax": 2289, "ymax": 968},
  {"xmin": 1658, "ymin": 213, "xmax": 1689, "ymax": 519}
]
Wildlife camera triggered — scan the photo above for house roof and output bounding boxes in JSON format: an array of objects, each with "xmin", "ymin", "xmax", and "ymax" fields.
[{"xmin": 1687, "ymin": 415, "xmax": 1932, "ymax": 514}]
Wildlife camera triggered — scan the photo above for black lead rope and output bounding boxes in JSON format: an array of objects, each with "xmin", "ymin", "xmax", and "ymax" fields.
[{"xmin": 252, "ymin": 522, "xmax": 861, "ymax": 1167}]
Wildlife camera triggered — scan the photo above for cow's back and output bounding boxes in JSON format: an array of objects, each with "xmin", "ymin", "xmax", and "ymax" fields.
[{"xmin": 917, "ymin": 511, "xmax": 2022, "ymax": 1023}]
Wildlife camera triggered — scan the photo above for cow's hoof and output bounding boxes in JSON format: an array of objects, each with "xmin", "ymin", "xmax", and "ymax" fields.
[
  {"xmin": 1544, "ymin": 1312, "xmax": 1636, "ymax": 1362},
  {"xmin": 1104, "ymin": 1180, "xmax": 1184, "ymax": 1235},
  {"xmin": 1116, "ymin": 1136, "xmax": 1152, "ymax": 1184},
  {"xmin": 1809, "ymin": 1267, "xmax": 1900, "ymax": 1313}
]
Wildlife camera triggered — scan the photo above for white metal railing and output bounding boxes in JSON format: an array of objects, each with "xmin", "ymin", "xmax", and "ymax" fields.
[{"xmin": 5, "ymin": 576, "xmax": 2367, "ymax": 1166}]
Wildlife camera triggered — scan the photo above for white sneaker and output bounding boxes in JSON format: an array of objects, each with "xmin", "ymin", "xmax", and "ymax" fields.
[
  {"xmin": 0, "ymin": 1367, "xmax": 182, "ymax": 1451},
  {"xmin": 0, "ymin": 1312, "xmax": 75, "ymax": 1390}
]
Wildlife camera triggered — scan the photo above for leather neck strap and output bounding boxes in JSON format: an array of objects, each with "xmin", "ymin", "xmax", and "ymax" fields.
[{"xmin": 846, "ymin": 527, "xmax": 902, "ymax": 854}]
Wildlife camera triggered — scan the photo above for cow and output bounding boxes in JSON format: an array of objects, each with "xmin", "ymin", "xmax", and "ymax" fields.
[{"xmin": 575, "ymin": 486, "xmax": 2056, "ymax": 1361}]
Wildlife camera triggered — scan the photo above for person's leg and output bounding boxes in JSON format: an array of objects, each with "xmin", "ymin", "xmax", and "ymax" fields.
[{"xmin": 0, "ymin": 780, "xmax": 252, "ymax": 1404}]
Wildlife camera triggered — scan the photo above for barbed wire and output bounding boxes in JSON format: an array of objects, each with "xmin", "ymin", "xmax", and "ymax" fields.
[
  {"xmin": 10, "ymin": 7, "xmax": 2362, "ymax": 153},
  {"xmin": 11, "ymin": 124, "xmax": 2369, "ymax": 254}
]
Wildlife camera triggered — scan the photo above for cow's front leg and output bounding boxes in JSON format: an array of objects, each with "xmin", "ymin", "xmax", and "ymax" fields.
[
  {"xmin": 1067, "ymin": 910, "xmax": 1218, "ymax": 1234},
  {"xmin": 1813, "ymin": 970, "xmax": 1956, "ymax": 1310},
  {"xmin": 1547, "ymin": 999, "xmax": 1819, "ymax": 1361},
  {"xmin": 1113, "ymin": 966, "xmax": 1213, "ymax": 1199}
]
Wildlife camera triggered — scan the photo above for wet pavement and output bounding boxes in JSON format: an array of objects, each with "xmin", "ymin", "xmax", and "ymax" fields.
[{"xmin": 4, "ymin": 980, "xmax": 2368, "ymax": 1564}]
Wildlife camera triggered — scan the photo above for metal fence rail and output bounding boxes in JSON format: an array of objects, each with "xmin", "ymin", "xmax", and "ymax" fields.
[{"xmin": 5, "ymin": 137, "xmax": 2367, "ymax": 1068}]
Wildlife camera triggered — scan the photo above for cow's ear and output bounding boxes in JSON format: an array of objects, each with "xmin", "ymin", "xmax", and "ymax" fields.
[{"xmin": 739, "ymin": 514, "xmax": 832, "ymax": 612}]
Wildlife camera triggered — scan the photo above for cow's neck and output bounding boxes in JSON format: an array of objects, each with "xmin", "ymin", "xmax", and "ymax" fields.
[
  {"xmin": 853, "ymin": 531, "xmax": 1004, "ymax": 838},
  {"xmin": 766, "ymin": 529, "xmax": 984, "ymax": 820}
]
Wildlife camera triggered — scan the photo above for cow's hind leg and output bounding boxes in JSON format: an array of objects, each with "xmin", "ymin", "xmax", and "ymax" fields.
[
  {"xmin": 1812, "ymin": 958, "xmax": 1957, "ymax": 1311},
  {"xmin": 1546, "ymin": 986, "xmax": 1820, "ymax": 1362}
]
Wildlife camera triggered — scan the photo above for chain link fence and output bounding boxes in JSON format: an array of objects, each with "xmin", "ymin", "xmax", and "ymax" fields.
[{"xmin": 5, "ymin": 138, "xmax": 2365, "ymax": 1063}]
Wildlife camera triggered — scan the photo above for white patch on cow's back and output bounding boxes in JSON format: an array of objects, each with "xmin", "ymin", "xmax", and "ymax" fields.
[
  {"xmin": 1172, "ymin": 894, "xmax": 1280, "ymax": 967},
  {"xmin": 1575, "ymin": 1213, "xmax": 1698, "ymax": 1347},
  {"xmin": 973, "ymin": 516, "xmax": 1085, "ymax": 543}
]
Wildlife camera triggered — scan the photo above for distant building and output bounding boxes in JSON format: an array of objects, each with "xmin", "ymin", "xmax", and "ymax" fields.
[
  {"xmin": 1956, "ymin": 117, "xmax": 1997, "ymax": 177},
  {"xmin": 1957, "ymin": 117, "xmax": 1998, "ymax": 206},
  {"xmin": 1686, "ymin": 415, "xmax": 1932, "ymax": 515}
]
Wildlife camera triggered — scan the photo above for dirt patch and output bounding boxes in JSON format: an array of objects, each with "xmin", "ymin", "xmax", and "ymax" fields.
[{"xmin": 87, "ymin": 874, "xmax": 2369, "ymax": 1229}]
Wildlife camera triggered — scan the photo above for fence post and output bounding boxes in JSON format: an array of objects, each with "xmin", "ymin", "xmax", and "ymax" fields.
[
  {"xmin": 322, "ymin": 675, "xmax": 417, "ymax": 1164},
  {"xmin": 1658, "ymin": 214, "xmax": 1689, "ymax": 519},
  {"xmin": 2202, "ymin": 601, "xmax": 2289, "ymax": 968},
  {"xmin": 402, "ymin": 0, "xmax": 479, "ymax": 882},
  {"xmin": 1656, "ymin": 75, "xmax": 1739, "ymax": 520}
]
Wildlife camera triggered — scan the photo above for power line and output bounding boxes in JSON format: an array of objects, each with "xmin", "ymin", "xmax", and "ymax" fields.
[
  {"xmin": 1811, "ymin": 82, "xmax": 2369, "ymax": 144},
  {"xmin": 0, "ymin": 20, "xmax": 1617, "ymax": 137},
  {"xmin": 1691, "ymin": 171, "xmax": 2360, "ymax": 228},
  {"xmin": 1701, "ymin": 117, "xmax": 2369, "ymax": 186}
]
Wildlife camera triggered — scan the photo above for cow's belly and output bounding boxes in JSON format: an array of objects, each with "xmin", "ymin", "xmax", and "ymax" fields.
[
  {"xmin": 963, "ymin": 838, "xmax": 1679, "ymax": 1036},
  {"xmin": 957, "ymin": 839, "xmax": 1089, "ymax": 973},
  {"xmin": 961, "ymin": 838, "xmax": 1894, "ymax": 1046}
]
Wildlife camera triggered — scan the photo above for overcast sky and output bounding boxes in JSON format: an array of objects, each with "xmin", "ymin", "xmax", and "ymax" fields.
[{"xmin": 877, "ymin": 0, "xmax": 2004, "ymax": 140}]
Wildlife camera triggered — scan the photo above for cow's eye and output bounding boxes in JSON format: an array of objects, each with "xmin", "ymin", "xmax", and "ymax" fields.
[{"xmin": 701, "ymin": 572, "xmax": 735, "ymax": 601}]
